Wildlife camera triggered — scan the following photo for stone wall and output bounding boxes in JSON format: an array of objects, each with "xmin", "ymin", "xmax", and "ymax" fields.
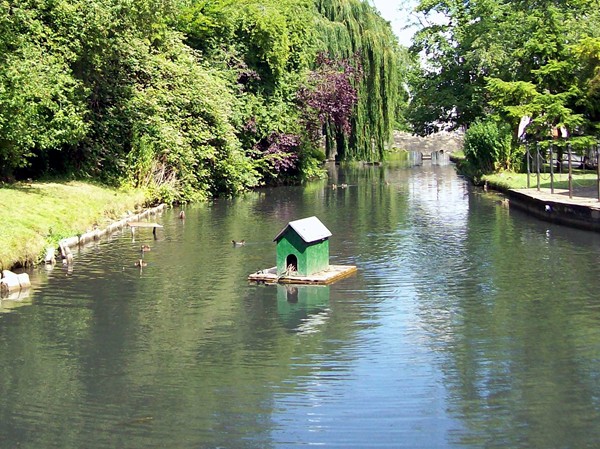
[
  {"xmin": 392, "ymin": 131, "xmax": 464, "ymax": 154},
  {"xmin": 508, "ymin": 189, "xmax": 600, "ymax": 232}
]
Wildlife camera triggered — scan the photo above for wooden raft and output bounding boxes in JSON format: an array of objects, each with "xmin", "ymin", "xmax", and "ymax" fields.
[{"xmin": 248, "ymin": 265, "xmax": 357, "ymax": 285}]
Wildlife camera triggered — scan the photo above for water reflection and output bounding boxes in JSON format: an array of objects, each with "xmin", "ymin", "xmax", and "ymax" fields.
[
  {"xmin": 1, "ymin": 159, "xmax": 600, "ymax": 448},
  {"xmin": 0, "ymin": 288, "xmax": 32, "ymax": 312},
  {"xmin": 276, "ymin": 284, "xmax": 330, "ymax": 334}
]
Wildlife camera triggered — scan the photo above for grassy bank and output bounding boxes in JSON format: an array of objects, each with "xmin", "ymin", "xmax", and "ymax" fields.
[
  {"xmin": 450, "ymin": 152, "xmax": 599, "ymax": 192},
  {"xmin": 0, "ymin": 181, "xmax": 147, "ymax": 270},
  {"xmin": 483, "ymin": 171, "xmax": 599, "ymax": 191}
]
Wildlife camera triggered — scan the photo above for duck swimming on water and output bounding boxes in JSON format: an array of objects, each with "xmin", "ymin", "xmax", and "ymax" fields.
[
  {"xmin": 141, "ymin": 244, "xmax": 151, "ymax": 252},
  {"xmin": 135, "ymin": 259, "xmax": 147, "ymax": 267},
  {"xmin": 232, "ymin": 240, "xmax": 246, "ymax": 246}
]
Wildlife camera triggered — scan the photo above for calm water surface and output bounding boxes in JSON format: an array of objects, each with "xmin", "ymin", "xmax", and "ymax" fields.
[{"xmin": 2, "ymin": 161, "xmax": 600, "ymax": 449}]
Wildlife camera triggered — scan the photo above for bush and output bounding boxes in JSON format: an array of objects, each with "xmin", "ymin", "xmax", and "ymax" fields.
[
  {"xmin": 463, "ymin": 119, "xmax": 513, "ymax": 175},
  {"xmin": 124, "ymin": 40, "xmax": 260, "ymax": 201}
]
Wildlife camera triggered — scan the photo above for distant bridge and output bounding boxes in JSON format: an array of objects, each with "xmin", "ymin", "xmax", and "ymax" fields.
[{"xmin": 391, "ymin": 131, "xmax": 464, "ymax": 157}]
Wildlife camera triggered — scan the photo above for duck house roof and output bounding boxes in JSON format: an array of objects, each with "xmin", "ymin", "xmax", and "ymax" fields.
[{"xmin": 274, "ymin": 216, "xmax": 332, "ymax": 243}]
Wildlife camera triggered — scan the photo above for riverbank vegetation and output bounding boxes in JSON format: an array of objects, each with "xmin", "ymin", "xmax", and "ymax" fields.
[
  {"xmin": 0, "ymin": 182, "xmax": 145, "ymax": 269},
  {"xmin": 12, "ymin": 0, "xmax": 600, "ymax": 266},
  {"xmin": 1, "ymin": 0, "xmax": 407, "ymax": 268},
  {"xmin": 0, "ymin": 0, "xmax": 406, "ymax": 204},
  {"xmin": 407, "ymin": 0, "xmax": 600, "ymax": 179}
]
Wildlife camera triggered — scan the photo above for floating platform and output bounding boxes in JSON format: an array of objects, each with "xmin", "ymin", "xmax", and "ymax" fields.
[{"xmin": 248, "ymin": 265, "xmax": 357, "ymax": 285}]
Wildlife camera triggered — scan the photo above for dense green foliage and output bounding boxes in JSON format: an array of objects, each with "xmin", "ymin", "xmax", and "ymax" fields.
[
  {"xmin": 463, "ymin": 119, "xmax": 514, "ymax": 175},
  {"xmin": 0, "ymin": 0, "xmax": 404, "ymax": 201},
  {"xmin": 316, "ymin": 0, "xmax": 406, "ymax": 160},
  {"xmin": 408, "ymin": 0, "xmax": 600, "ymax": 155}
]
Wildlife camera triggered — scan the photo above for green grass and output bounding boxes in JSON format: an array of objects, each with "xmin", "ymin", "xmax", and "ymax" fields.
[
  {"xmin": 483, "ymin": 171, "xmax": 599, "ymax": 191},
  {"xmin": 0, "ymin": 181, "xmax": 147, "ymax": 270},
  {"xmin": 450, "ymin": 150, "xmax": 465, "ymax": 160}
]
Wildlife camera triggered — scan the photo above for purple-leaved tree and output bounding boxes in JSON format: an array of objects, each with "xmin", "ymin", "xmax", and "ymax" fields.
[{"xmin": 297, "ymin": 53, "xmax": 361, "ymax": 155}]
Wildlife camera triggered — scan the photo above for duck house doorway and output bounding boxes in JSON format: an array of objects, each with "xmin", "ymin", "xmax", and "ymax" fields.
[{"xmin": 286, "ymin": 254, "xmax": 298, "ymax": 272}]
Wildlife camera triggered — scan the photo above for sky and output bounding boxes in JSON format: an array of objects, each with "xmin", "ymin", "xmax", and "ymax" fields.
[{"xmin": 370, "ymin": 0, "xmax": 419, "ymax": 47}]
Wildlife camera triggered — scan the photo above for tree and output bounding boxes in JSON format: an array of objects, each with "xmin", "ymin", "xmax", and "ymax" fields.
[
  {"xmin": 297, "ymin": 53, "xmax": 359, "ymax": 159},
  {"xmin": 315, "ymin": 0, "xmax": 402, "ymax": 161},
  {"xmin": 0, "ymin": 1, "xmax": 88, "ymax": 179},
  {"xmin": 407, "ymin": 0, "xmax": 600, "ymax": 136},
  {"xmin": 0, "ymin": 0, "xmax": 406, "ymax": 197}
]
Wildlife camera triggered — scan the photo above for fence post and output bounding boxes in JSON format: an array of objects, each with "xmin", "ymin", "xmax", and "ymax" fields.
[
  {"xmin": 549, "ymin": 143, "xmax": 554, "ymax": 194},
  {"xmin": 596, "ymin": 144, "xmax": 600, "ymax": 202},
  {"xmin": 536, "ymin": 144, "xmax": 541, "ymax": 191},
  {"xmin": 526, "ymin": 143, "xmax": 531, "ymax": 189},
  {"xmin": 568, "ymin": 143, "xmax": 573, "ymax": 199}
]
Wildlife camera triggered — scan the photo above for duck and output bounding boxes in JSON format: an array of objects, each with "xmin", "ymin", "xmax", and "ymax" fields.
[
  {"xmin": 179, "ymin": 210, "xmax": 186, "ymax": 219},
  {"xmin": 135, "ymin": 259, "xmax": 147, "ymax": 267},
  {"xmin": 140, "ymin": 244, "xmax": 151, "ymax": 252},
  {"xmin": 232, "ymin": 240, "xmax": 246, "ymax": 246}
]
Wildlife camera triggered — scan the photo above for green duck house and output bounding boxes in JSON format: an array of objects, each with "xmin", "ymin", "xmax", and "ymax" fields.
[
  {"xmin": 274, "ymin": 216, "xmax": 332, "ymax": 276},
  {"xmin": 248, "ymin": 216, "xmax": 357, "ymax": 285}
]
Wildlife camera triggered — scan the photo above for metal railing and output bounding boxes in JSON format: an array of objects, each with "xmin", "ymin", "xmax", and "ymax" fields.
[{"xmin": 525, "ymin": 142, "xmax": 600, "ymax": 201}]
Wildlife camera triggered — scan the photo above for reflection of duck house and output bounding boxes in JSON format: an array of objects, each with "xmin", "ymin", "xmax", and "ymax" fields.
[
  {"xmin": 276, "ymin": 284, "xmax": 330, "ymax": 333},
  {"xmin": 248, "ymin": 216, "xmax": 357, "ymax": 285}
]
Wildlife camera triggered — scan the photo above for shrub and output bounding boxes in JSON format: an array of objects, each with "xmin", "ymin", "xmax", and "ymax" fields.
[{"xmin": 463, "ymin": 119, "xmax": 513, "ymax": 175}]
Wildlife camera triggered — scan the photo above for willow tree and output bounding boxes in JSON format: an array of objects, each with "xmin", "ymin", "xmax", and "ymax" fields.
[{"xmin": 315, "ymin": 0, "xmax": 401, "ymax": 161}]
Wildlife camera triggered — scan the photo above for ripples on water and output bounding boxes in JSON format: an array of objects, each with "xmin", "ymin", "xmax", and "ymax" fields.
[{"xmin": 2, "ymin": 162, "xmax": 600, "ymax": 448}]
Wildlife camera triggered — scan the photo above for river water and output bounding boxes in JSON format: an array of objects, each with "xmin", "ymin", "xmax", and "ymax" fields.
[{"xmin": 2, "ymin": 160, "xmax": 600, "ymax": 449}]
